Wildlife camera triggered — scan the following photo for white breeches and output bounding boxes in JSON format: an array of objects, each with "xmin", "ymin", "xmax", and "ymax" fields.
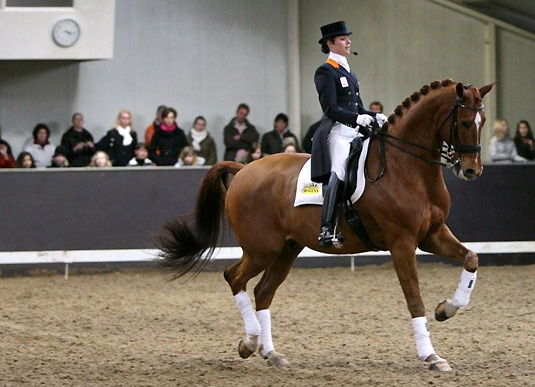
[{"xmin": 328, "ymin": 123, "xmax": 361, "ymax": 181}]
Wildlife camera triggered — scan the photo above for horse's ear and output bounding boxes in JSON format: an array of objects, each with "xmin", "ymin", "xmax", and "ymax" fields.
[
  {"xmin": 479, "ymin": 81, "xmax": 497, "ymax": 99},
  {"xmin": 456, "ymin": 82, "xmax": 465, "ymax": 99}
]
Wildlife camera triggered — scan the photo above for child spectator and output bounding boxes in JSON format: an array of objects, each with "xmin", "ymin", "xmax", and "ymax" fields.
[
  {"xmin": 61, "ymin": 113, "xmax": 96, "ymax": 167},
  {"xmin": 187, "ymin": 116, "xmax": 217, "ymax": 165},
  {"xmin": 128, "ymin": 143, "xmax": 154, "ymax": 166},
  {"xmin": 283, "ymin": 142, "xmax": 298, "ymax": 153},
  {"xmin": 24, "ymin": 123, "xmax": 56, "ymax": 168},
  {"xmin": 148, "ymin": 107, "xmax": 188, "ymax": 166},
  {"xmin": 16, "ymin": 151, "xmax": 36, "ymax": 168},
  {"xmin": 490, "ymin": 118, "xmax": 526, "ymax": 162},
  {"xmin": 48, "ymin": 146, "xmax": 70, "ymax": 168},
  {"xmin": 97, "ymin": 109, "xmax": 138, "ymax": 166},
  {"xmin": 175, "ymin": 146, "xmax": 205, "ymax": 167},
  {"xmin": 0, "ymin": 140, "xmax": 16, "ymax": 169},
  {"xmin": 514, "ymin": 120, "xmax": 534, "ymax": 161},
  {"xmin": 90, "ymin": 150, "xmax": 112, "ymax": 168}
]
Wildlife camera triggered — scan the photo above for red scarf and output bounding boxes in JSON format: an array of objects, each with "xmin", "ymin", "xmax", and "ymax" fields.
[{"xmin": 160, "ymin": 122, "xmax": 177, "ymax": 132}]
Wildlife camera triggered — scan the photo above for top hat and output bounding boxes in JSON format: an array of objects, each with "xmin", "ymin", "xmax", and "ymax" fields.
[{"xmin": 318, "ymin": 21, "xmax": 352, "ymax": 44}]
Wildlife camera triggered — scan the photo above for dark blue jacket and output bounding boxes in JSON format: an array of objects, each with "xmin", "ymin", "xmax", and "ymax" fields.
[{"xmin": 311, "ymin": 59, "xmax": 375, "ymax": 183}]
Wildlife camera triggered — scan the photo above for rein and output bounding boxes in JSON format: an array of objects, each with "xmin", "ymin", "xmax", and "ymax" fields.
[{"xmin": 366, "ymin": 96, "xmax": 484, "ymax": 182}]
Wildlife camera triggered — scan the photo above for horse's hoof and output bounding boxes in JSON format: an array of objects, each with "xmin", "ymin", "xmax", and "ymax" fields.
[
  {"xmin": 238, "ymin": 339, "xmax": 255, "ymax": 359},
  {"xmin": 264, "ymin": 350, "xmax": 289, "ymax": 367},
  {"xmin": 426, "ymin": 354, "xmax": 452, "ymax": 372},
  {"xmin": 435, "ymin": 299, "xmax": 458, "ymax": 322}
]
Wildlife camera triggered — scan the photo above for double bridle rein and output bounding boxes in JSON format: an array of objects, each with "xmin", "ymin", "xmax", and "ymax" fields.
[{"xmin": 366, "ymin": 90, "xmax": 484, "ymax": 182}]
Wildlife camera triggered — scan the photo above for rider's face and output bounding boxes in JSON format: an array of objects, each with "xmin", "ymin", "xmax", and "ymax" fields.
[{"xmin": 328, "ymin": 35, "xmax": 351, "ymax": 56}]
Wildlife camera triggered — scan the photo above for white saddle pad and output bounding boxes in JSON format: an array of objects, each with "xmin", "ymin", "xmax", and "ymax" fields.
[{"xmin": 294, "ymin": 138, "xmax": 370, "ymax": 207}]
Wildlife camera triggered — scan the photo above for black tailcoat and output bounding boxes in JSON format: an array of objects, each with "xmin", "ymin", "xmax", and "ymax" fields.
[{"xmin": 311, "ymin": 59, "xmax": 374, "ymax": 184}]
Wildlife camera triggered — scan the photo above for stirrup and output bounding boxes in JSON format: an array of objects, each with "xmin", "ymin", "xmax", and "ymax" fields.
[{"xmin": 318, "ymin": 227, "xmax": 345, "ymax": 249}]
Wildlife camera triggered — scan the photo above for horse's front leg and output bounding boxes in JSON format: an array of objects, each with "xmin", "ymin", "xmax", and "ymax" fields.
[
  {"xmin": 390, "ymin": 241, "xmax": 452, "ymax": 372},
  {"xmin": 419, "ymin": 224, "xmax": 478, "ymax": 322}
]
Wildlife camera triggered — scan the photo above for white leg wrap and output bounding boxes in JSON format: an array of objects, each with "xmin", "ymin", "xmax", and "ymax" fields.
[
  {"xmin": 412, "ymin": 317, "xmax": 435, "ymax": 360},
  {"xmin": 234, "ymin": 291, "xmax": 261, "ymax": 344},
  {"xmin": 256, "ymin": 309, "xmax": 274, "ymax": 357},
  {"xmin": 452, "ymin": 269, "xmax": 477, "ymax": 308}
]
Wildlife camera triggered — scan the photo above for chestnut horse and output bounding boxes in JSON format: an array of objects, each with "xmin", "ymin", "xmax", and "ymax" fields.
[{"xmin": 159, "ymin": 80, "xmax": 495, "ymax": 371}]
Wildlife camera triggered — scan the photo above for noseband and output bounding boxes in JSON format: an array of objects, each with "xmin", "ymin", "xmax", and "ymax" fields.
[{"xmin": 366, "ymin": 86, "xmax": 484, "ymax": 182}]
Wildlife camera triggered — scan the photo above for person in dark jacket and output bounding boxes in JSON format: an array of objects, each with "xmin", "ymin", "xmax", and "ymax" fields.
[
  {"xmin": 313, "ymin": 21, "xmax": 387, "ymax": 248},
  {"xmin": 187, "ymin": 116, "xmax": 218, "ymax": 165},
  {"xmin": 148, "ymin": 107, "xmax": 188, "ymax": 166},
  {"xmin": 60, "ymin": 113, "xmax": 96, "ymax": 167},
  {"xmin": 260, "ymin": 113, "xmax": 300, "ymax": 156},
  {"xmin": 97, "ymin": 109, "xmax": 138, "ymax": 167},
  {"xmin": 223, "ymin": 103, "xmax": 259, "ymax": 161},
  {"xmin": 514, "ymin": 120, "xmax": 535, "ymax": 161}
]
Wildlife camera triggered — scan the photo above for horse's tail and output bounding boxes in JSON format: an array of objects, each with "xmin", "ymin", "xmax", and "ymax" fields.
[{"xmin": 158, "ymin": 161, "xmax": 244, "ymax": 279}]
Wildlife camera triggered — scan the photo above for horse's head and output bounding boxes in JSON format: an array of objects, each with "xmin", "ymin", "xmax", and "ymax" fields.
[{"xmin": 441, "ymin": 82, "xmax": 495, "ymax": 181}]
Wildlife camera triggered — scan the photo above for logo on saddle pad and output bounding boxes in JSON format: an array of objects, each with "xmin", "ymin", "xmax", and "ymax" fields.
[{"xmin": 302, "ymin": 183, "xmax": 320, "ymax": 195}]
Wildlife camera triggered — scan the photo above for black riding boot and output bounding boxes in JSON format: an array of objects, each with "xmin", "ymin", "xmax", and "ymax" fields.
[{"xmin": 318, "ymin": 172, "xmax": 345, "ymax": 248}]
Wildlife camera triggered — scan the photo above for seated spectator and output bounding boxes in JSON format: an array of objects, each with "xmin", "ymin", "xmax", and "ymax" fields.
[
  {"xmin": 223, "ymin": 103, "xmax": 259, "ymax": 161},
  {"xmin": 236, "ymin": 142, "xmax": 263, "ymax": 164},
  {"xmin": 97, "ymin": 109, "xmax": 138, "ymax": 166},
  {"xmin": 0, "ymin": 125, "xmax": 14, "ymax": 157},
  {"xmin": 187, "ymin": 116, "xmax": 217, "ymax": 165},
  {"xmin": 61, "ymin": 113, "xmax": 96, "ymax": 167},
  {"xmin": 145, "ymin": 105, "xmax": 166, "ymax": 146},
  {"xmin": 128, "ymin": 143, "xmax": 154, "ymax": 166},
  {"xmin": 89, "ymin": 150, "xmax": 112, "ymax": 168},
  {"xmin": 175, "ymin": 146, "xmax": 205, "ymax": 167},
  {"xmin": 0, "ymin": 139, "xmax": 16, "ymax": 169},
  {"xmin": 283, "ymin": 141, "xmax": 298, "ymax": 154},
  {"xmin": 261, "ymin": 113, "xmax": 300, "ymax": 156},
  {"xmin": 48, "ymin": 146, "xmax": 70, "ymax": 168},
  {"xmin": 490, "ymin": 118, "xmax": 526, "ymax": 162},
  {"xmin": 148, "ymin": 107, "xmax": 188, "ymax": 166},
  {"xmin": 24, "ymin": 123, "xmax": 56, "ymax": 168},
  {"xmin": 369, "ymin": 101, "xmax": 384, "ymax": 113},
  {"xmin": 302, "ymin": 119, "xmax": 321, "ymax": 154},
  {"xmin": 514, "ymin": 120, "xmax": 534, "ymax": 161},
  {"xmin": 16, "ymin": 151, "xmax": 36, "ymax": 168}
]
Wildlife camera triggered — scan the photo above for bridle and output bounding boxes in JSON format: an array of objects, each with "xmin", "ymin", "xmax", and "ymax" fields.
[{"xmin": 366, "ymin": 86, "xmax": 484, "ymax": 182}]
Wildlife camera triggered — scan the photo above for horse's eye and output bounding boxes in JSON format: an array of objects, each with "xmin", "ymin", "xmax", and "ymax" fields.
[{"xmin": 460, "ymin": 121, "xmax": 471, "ymax": 128}]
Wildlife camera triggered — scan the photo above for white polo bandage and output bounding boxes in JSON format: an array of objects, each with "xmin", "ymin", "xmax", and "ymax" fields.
[
  {"xmin": 234, "ymin": 291, "xmax": 261, "ymax": 338},
  {"xmin": 256, "ymin": 309, "xmax": 274, "ymax": 357},
  {"xmin": 412, "ymin": 317, "xmax": 435, "ymax": 360},
  {"xmin": 452, "ymin": 269, "xmax": 477, "ymax": 308}
]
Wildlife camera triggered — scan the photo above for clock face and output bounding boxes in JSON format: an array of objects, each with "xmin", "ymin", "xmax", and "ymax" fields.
[{"xmin": 52, "ymin": 19, "xmax": 81, "ymax": 48}]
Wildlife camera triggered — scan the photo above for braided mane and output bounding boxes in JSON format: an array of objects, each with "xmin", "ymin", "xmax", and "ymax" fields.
[{"xmin": 383, "ymin": 79, "xmax": 455, "ymax": 130}]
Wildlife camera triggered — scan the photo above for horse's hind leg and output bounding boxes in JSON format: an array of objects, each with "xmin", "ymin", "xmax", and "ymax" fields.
[
  {"xmin": 224, "ymin": 254, "xmax": 266, "ymax": 358},
  {"xmin": 419, "ymin": 224, "xmax": 478, "ymax": 322},
  {"xmin": 253, "ymin": 240, "xmax": 302, "ymax": 367},
  {"xmin": 390, "ymin": 241, "xmax": 452, "ymax": 372}
]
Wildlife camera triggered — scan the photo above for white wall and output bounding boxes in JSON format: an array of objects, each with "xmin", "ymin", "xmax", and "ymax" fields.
[{"xmin": 0, "ymin": 0, "xmax": 290, "ymax": 160}]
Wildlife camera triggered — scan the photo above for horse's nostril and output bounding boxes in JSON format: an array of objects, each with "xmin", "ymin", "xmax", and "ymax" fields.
[{"xmin": 465, "ymin": 168, "xmax": 477, "ymax": 177}]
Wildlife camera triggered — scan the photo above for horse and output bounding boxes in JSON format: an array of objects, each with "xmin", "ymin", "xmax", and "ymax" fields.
[{"xmin": 158, "ymin": 79, "xmax": 495, "ymax": 371}]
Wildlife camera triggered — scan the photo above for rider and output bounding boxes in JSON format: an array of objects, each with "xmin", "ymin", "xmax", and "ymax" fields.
[{"xmin": 312, "ymin": 21, "xmax": 388, "ymax": 248}]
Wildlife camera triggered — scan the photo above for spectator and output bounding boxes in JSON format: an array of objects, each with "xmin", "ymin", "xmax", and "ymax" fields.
[
  {"xmin": 148, "ymin": 107, "xmax": 188, "ymax": 166},
  {"xmin": 302, "ymin": 119, "xmax": 322, "ymax": 154},
  {"xmin": 175, "ymin": 146, "xmax": 205, "ymax": 167},
  {"xmin": 369, "ymin": 101, "xmax": 384, "ymax": 113},
  {"xmin": 223, "ymin": 103, "xmax": 259, "ymax": 161},
  {"xmin": 187, "ymin": 116, "xmax": 218, "ymax": 165},
  {"xmin": 16, "ymin": 151, "xmax": 36, "ymax": 168},
  {"xmin": 0, "ymin": 140, "xmax": 16, "ymax": 169},
  {"xmin": 283, "ymin": 139, "xmax": 298, "ymax": 153},
  {"xmin": 145, "ymin": 105, "xmax": 166, "ymax": 146},
  {"xmin": 0, "ymin": 125, "xmax": 14, "ymax": 157},
  {"xmin": 127, "ymin": 143, "xmax": 154, "ymax": 166},
  {"xmin": 236, "ymin": 142, "xmax": 263, "ymax": 164},
  {"xmin": 261, "ymin": 113, "xmax": 300, "ymax": 156},
  {"xmin": 48, "ymin": 146, "xmax": 70, "ymax": 168},
  {"xmin": 490, "ymin": 118, "xmax": 526, "ymax": 162},
  {"xmin": 90, "ymin": 150, "xmax": 112, "ymax": 168},
  {"xmin": 514, "ymin": 120, "xmax": 534, "ymax": 161},
  {"xmin": 24, "ymin": 123, "xmax": 56, "ymax": 168},
  {"xmin": 97, "ymin": 109, "xmax": 138, "ymax": 166},
  {"xmin": 61, "ymin": 113, "xmax": 96, "ymax": 167}
]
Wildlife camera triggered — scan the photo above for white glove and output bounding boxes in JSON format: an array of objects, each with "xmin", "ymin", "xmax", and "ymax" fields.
[
  {"xmin": 375, "ymin": 113, "xmax": 388, "ymax": 127},
  {"xmin": 356, "ymin": 114, "xmax": 374, "ymax": 127}
]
